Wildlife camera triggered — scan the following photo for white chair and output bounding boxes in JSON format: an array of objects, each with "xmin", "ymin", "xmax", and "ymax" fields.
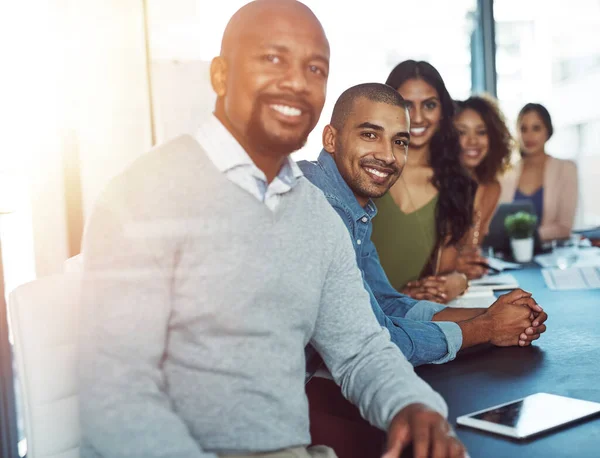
[
  {"xmin": 8, "ymin": 271, "xmax": 81, "ymax": 458},
  {"xmin": 63, "ymin": 255, "xmax": 82, "ymax": 274}
]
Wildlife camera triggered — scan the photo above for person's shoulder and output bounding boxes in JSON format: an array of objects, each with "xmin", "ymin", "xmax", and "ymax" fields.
[
  {"xmin": 482, "ymin": 179, "xmax": 501, "ymax": 197},
  {"xmin": 548, "ymin": 155, "xmax": 576, "ymax": 169},
  {"xmin": 297, "ymin": 159, "xmax": 320, "ymax": 177},
  {"xmin": 547, "ymin": 156, "xmax": 577, "ymax": 179},
  {"xmin": 296, "ymin": 178, "xmax": 352, "ymax": 226},
  {"xmin": 297, "ymin": 176, "xmax": 338, "ymax": 210},
  {"xmin": 478, "ymin": 180, "xmax": 501, "ymax": 210},
  {"xmin": 297, "ymin": 159, "xmax": 337, "ymax": 194},
  {"xmin": 96, "ymin": 135, "xmax": 206, "ymax": 210},
  {"xmin": 298, "ymin": 160, "xmax": 349, "ymax": 207},
  {"xmin": 132, "ymin": 134, "xmax": 204, "ymax": 174},
  {"xmin": 561, "ymin": 158, "xmax": 577, "ymax": 172}
]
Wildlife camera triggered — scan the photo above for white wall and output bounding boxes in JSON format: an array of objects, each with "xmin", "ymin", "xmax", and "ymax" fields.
[
  {"xmin": 1, "ymin": 0, "xmax": 154, "ymax": 279},
  {"xmin": 0, "ymin": 1, "xmax": 72, "ymax": 281},
  {"xmin": 72, "ymin": 0, "xmax": 154, "ymax": 219},
  {"xmin": 55, "ymin": 0, "xmax": 153, "ymax": 276},
  {"xmin": 151, "ymin": 59, "xmax": 215, "ymax": 143},
  {"xmin": 29, "ymin": 137, "xmax": 71, "ymax": 278}
]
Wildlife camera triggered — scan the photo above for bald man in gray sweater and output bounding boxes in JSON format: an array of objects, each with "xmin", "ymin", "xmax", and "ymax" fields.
[{"xmin": 78, "ymin": 1, "xmax": 466, "ymax": 458}]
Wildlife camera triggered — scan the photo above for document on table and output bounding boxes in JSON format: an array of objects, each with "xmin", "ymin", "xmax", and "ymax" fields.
[
  {"xmin": 469, "ymin": 273, "xmax": 519, "ymax": 291},
  {"xmin": 542, "ymin": 266, "xmax": 600, "ymax": 290},
  {"xmin": 447, "ymin": 273, "xmax": 519, "ymax": 308},
  {"xmin": 447, "ymin": 289, "xmax": 497, "ymax": 308}
]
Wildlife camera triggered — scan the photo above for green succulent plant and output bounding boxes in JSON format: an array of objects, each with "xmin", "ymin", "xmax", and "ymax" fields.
[{"xmin": 504, "ymin": 211, "xmax": 538, "ymax": 240}]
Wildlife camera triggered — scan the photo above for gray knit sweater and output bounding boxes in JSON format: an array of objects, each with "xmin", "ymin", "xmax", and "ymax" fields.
[{"xmin": 78, "ymin": 135, "xmax": 447, "ymax": 458}]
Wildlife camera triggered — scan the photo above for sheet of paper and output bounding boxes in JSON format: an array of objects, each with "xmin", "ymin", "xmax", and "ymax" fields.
[
  {"xmin": 447, "ymin": 290, "xmax": 497, "ymax": 308},
  {"xmin": 542, "ymin": 266, "xmax": 600, "ymax": 290},
  {"xmin": 469, "ymin": 273, "xmax": 519, "ymax": 291}
]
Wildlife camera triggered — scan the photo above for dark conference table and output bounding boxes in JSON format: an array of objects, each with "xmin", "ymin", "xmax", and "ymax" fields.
[{"xmin": 416, "ymin": 266, "xmax": 600, "ymax": 458}]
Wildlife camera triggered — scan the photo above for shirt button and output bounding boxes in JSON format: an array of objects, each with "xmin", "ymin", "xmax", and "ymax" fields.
[
  {"xmin": 361, "ymin": 217, "xmax": 368, "ymax": 223},
  {"xmin": 357, "ymin": 240, "xmax": 362, "ymax": 245}
]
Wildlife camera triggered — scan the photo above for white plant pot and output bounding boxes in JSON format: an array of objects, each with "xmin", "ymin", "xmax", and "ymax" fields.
[{"xmin": 511, "ymin": 237, "xmax": 534, "ymax": 263}]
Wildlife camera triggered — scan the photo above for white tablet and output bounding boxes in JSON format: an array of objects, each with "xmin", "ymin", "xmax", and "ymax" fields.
[{"xmin": 456, "ymin": 393, "xmax": 600, "ymax": 439}]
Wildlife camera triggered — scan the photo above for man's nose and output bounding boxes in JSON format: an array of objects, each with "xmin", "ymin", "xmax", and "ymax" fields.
[{"xmin": 279, "ymin": 62, "xmax": 309, "ymax": 94}]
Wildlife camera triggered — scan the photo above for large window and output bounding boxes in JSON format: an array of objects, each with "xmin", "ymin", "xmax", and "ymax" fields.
[
  {"xmin": 146, "ymin": 0, "xmax": 478, "ymax": 160},
  {"xmin": 495, "ymin": 0, "xmax": 600, "ymax": 227}
]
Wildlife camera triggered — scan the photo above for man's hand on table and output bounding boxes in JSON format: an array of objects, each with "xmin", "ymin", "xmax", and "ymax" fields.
[
  {"xmin": 519, "ymin": 308, "xmax": 548, "ymax": 346},
  {"xmin": 382, "ymin": 403, "xmax": 467, "ymax": 458},
  {"xmin": 485, "ymin": 289, "xmax": 547, "ymax": 347}
]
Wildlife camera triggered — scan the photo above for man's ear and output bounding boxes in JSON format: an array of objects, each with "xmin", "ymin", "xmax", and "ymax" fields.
[
  {"xmin": 322, "ymin": 124, "xmax": 337, "ymax": 155},
  {"xmin": 210, "ymin": 56, "xmax": 228, "ymax": 97}
]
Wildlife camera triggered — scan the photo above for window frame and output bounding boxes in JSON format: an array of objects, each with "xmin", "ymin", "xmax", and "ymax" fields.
[
  {"xmin": 0, "ymin": 242, "xmax": 19, "ymax": 458},
  {"xmin": 471, "ymin": 0, "xmax": 498, "ymax": 96}
]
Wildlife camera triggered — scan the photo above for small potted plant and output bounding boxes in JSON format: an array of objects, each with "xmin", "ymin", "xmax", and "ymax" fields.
[{"xmin": 504, "ymin": 211, "xmax": 538, "ymax": 262}]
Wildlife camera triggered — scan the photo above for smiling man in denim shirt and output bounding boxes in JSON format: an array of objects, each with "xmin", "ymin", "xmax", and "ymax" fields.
[{"xmin": 300, "ymin": 83, "xmax": 548, "ymax": 455}]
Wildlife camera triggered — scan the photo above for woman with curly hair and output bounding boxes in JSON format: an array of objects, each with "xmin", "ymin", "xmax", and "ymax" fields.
[
  {"xmin": 371, "ymin": 60, "xmax": 476, "ymax": 303},
  {"xmin": 454, "ymin": 95, "xmax": 513, "ymax": 279}
]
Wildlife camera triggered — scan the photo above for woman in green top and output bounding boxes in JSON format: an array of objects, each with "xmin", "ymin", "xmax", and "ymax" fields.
[{"xmin": 372, "ymin": 60, "xmax": 475, "ymax": 303}]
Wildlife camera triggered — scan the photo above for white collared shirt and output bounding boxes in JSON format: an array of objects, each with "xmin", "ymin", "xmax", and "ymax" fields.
[{"xmin": 196, "ymin": 115, "xmax": 303, "ymax": 211}]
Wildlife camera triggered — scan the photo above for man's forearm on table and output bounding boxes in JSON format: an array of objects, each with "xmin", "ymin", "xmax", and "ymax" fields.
[
  {"xmin": 433, "ymin": 307, "xmax": 486, "ymax": 322},
  {"xmin": 456, "ymin": 313, "xmax": 493, "ymax": 349}
]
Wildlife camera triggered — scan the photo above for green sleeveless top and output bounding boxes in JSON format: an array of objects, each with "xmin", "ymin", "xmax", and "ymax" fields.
[{"xmin": 371, "ymin": 192, "xmax": 439, "ymax": 291}]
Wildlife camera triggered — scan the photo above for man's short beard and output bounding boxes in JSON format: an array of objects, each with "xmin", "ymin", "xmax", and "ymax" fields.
[
  {"xmin": 334, "ymin": 137, "xmax": 402, "ymax": 200},
  {"xmin": 352, "ymin": 179, "xmax": 387, "ymax": 200},
  {"xmin": 245, "ymin": 99, "xmax": 314, "ymax": 155}
]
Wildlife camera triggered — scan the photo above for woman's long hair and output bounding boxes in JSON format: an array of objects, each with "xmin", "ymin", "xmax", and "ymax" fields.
[
  {"xmin": 455, "ymin": 95, "xmax": 513, "ymax": 184},
  {"xmin": 386, "ymin": 60, "xmax": 475, "ymax": 246}
]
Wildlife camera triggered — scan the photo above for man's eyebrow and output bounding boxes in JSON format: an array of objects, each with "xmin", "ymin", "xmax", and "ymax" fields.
[
  {"xmin": 260, "ymin": 44, "xmax": 329, "ymax": 65},
  {"xmin": 357, "ymin": 123, "xmax": 410, "ymax": 140},
  {"xmin": 261, "ymin": 43, "xmax": 289, "ymax": 53},
  {"xmin": 356, "ymin": 122, "xmax": 383, "ymax": 131},
  {"xmin": 310, "ymin": 53, "xmax": 330, "ymax": 66}
]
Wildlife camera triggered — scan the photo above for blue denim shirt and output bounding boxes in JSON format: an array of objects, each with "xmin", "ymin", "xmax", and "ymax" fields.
[{"xmin": 299, "ymin": 151, "xmax": 462, "ymax": 366}]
